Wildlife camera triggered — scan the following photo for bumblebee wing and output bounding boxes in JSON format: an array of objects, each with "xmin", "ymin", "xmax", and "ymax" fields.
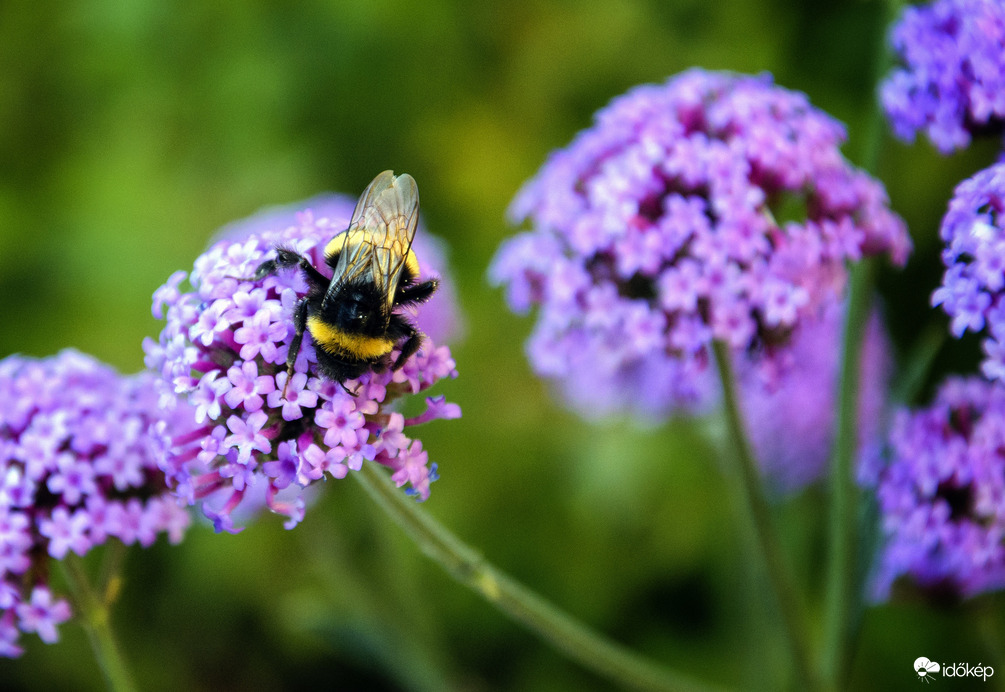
[
  {"xmin": 327, "ymin": 171, "xmax": 419, "ymax": 309},
  {"xmin": 327, "ymin": 171, "xmax": 395, "ymax": 284},
  {"xmin": 365, "ymin": 173, "xmax": 419, "ymax": 302}
]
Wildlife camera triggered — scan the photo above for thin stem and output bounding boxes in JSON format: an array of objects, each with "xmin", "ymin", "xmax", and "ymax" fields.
[
  {"xmin": 353, "ymin": 460, "xmax": 726, "ymax": 692},
  {"xmin": 97, "ymin": 540, "xmax": 128, "ymax": 606},
  {"xmin": 821, "ymin": 0, "xmax": 906, "ymax": 684},
  {"xmin": 61, "ymin": 553, "xmax": 138, "ymax": 692},
  {"xmin": 889, "ymin": 320, "xmax": 946, "ymax": 405},
  {"xmin": 711, "ymin": 340, "xmax": 819, "ymax": 691},
  {"xmin": 975, "ymin": 600, "xmax": 1005, "ymax": 675}
]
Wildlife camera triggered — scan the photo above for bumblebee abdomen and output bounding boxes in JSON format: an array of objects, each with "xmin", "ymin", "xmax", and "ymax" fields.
[
  {"xmin": 307, "ymin": 315, "xmax": 393, "ymax": 361},
  {"xmin": 323, "ymin": 232, "xmax": 362, "ymax": 262}
]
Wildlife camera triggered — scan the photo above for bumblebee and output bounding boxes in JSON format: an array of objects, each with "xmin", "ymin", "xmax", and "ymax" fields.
[{"xmin": 252, "ymin": 170, "xmax": 438, "ymax": 392}]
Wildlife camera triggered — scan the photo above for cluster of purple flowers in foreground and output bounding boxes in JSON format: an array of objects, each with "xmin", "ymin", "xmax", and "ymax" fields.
[
  {"xmin": 492, "ymin": 69, "xmax": 910, "ymax": 416},
  {"xmin": 144, "ymin": 195, "xmax": 460, "ymax": 533},
  {"xmin": 881, "ymin": 0, "xmax": 1005, "ymax": 154},
  {"xmin": 933, "ymin": 163, "xmax": 1005, "ymax": 381},
  {"xmin": 863, "ymin": 378, "xmax": 1005, "ymax": 599},
  {"xmin": 0, "ymin": 350, "xmax": 193, "ymax": 656}
]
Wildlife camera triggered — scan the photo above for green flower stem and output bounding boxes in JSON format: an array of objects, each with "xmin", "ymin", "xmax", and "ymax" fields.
[
  {"xmin": 975, "ymin": 601, "xmax": 1005, "ymax": 675},
  {"xmin": 821, "ymin": 0, "xmax": 905, "ymax": 685},
  {"xmin": 354, "ymin": 460, "xmax": 726, "ymax": 692},
  {"xmin": 711, "ymin": 339, "xmax": 819, "ymax": 691},
  {"xmin": 97, "ymin": 540, "xmax": 128, "ymax": 606},
  {"xmin": 61, "ymin": 553, "xmax": 137, "ymax": 692},
  {"xmin": 821, "ymin": 259, "xmax": 875, "ymax": 688},
  {"xmin": 890, "ymin": 321, "xmax": 946, "ymax": 406}
]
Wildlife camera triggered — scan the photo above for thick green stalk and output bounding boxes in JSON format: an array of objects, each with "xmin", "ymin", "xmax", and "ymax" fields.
[
  {"xmin": 711, "ymin": 340, "xmax": 819, "ymax": 691},
  {"xmin": 61, "ymin": 553, "xmax": 138, "ymax": 692},
  {"xmin": 353, "ymin": 460, "xmax": 726, "ymax": 692},
  {"xmin": 821, "ymin": 259, "xmax": 874, "ymax": 686}
]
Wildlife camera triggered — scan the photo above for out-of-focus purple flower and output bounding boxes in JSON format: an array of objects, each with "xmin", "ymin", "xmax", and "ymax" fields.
[
  {"xmin": 146, "ymin": 195, "xmax": 460, "ymax": 532},
  {"xmin": 0, "ymin": 350, "xmax": 195, "ymax": 657},
  {"xmin": 880, "ymin": 0, "xmax": 1005, "ymax": 154},
  {"xmin": 15, "ymin": 588, "xmax": 71, "ymax": 645},
  {"xmin": 862, "ymin": 377, "xmax": 1005, "ymax": 599},
  {"xmin": 491, "ymin": 69, "xmax": 910, "ymax": 417},
  {"xmin": 932, "ymin": 162, "xmax": 1005, "ymax": 381},
  {"xmin": 739, "ymin": 302, "xmax": 892, "ymax": 491}
]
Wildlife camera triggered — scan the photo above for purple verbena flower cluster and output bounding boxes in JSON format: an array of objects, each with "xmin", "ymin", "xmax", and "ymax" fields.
[
  {"xmin": 932, "ymin": 162, "xmax": 1005, "ymax": 381},
  {"xmin": 491, "ymin": 69, "xmax": 910, "ymax": 416},
  {"xmin": 862, "ymin": 377, "xmax": 1005, "ymax": 599},
  {"xmin": 144, "ymin": 196, "xmax": 460, "ymax": 533},
  {"xmin": 881, "ymin": 0, "xmax": 1005, "ymax": 154},
  {"xmin": 0, "ymin": 350, "xmax": 193, "ymax": 657}
]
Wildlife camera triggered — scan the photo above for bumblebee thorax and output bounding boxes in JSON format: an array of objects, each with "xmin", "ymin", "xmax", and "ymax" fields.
[{"xmin": 319, "ymin": 284, "xmax": 388, "ymax": 336}]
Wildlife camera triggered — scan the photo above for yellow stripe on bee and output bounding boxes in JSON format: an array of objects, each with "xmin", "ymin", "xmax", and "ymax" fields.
[
  {"xmin": 324, "ymin": 233, "xmax": 421, "ymax": 279},
  {"xmin": 404, "ymin": 249, "xmax": 420, "ymax": 278},
  {"xmin": 324, "ymin": 231, "xmax": 360, "ymax": 259},
  {"xmin": 307, "ymin": 316, "xmax": 393, "ymax": 360}
]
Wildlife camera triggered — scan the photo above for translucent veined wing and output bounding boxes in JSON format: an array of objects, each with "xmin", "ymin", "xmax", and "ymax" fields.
[{"xmin": 325, "ymin": 171, "xmax": 420, "ymax": 310}]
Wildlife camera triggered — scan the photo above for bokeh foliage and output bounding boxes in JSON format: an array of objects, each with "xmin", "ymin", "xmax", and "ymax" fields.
[{"xmin": 1, "ymin": 1, "xmax": 1003, "ymax": 690}]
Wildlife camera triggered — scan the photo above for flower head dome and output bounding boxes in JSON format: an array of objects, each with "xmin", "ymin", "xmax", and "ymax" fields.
[
  {"xmin": 492, "ymin": 69, "xmax": 909, "ymax": 416},
  {"xmin": 145, "ymin": 194, "xmax": 460, "ymax": 533},
  {"xmin": 0, "ymin": 350, "xmax": 194, "ymax": 657}
]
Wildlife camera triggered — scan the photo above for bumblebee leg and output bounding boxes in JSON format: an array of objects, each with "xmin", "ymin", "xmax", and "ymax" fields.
[
  {"xmin": 391, "ymin": 323, "xmax": 423, "ymax": 371},
  {"xmin": 338, "ymin": 380, "xmax": 360, "ymax": 397},
  {"xmin": 252, "ymin": 248, "xmax": 330, "ymax": 292},
  {"xmin": 250, "ymin": 259, "xmax": 280, "ymax": 281},
  {"xmin": 239, "ymin": 252, "xmax": 297, "ymax": 282},
  {"xmin": 396, "ymin": 278, "xmax": 439, "ymax": 307},
  {"xmin": 282, "ymin": 298, "xmax": 310, "ymax": 398}
]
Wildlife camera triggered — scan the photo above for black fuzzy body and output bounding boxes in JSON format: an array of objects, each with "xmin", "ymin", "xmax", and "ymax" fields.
[{"xmin": 252, "ymin": 245, "xmax": 438, "ymax": 389}]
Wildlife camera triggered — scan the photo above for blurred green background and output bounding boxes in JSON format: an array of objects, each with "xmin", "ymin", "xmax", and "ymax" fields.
[{"xmin": 2, "ymin": 1, "xmax": 1004, "ymax": 690}]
